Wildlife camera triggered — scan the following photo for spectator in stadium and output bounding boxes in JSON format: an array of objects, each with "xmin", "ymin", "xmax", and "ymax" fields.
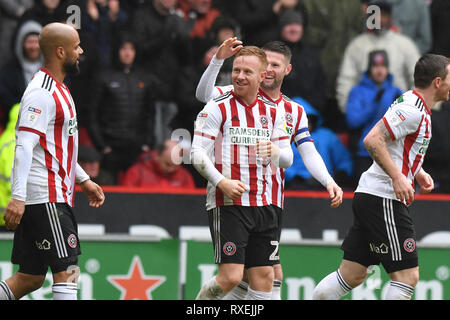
[
  {"xmin": 336, "ymin": 0, "xmax": 420, "ymax": 114},
  {"xmin": 121, "ymin": 139, "xmax": 195, "ymax": 188},
  {"xmin": 0, "ymin": 104, "xmax": 19, "ymax": 229},
  {"xmin": 383, "ymin": 0, "xmax": 432, "ymax": 54},
  {"xmin": 18, "ymin": 0, "xmax": 68, "ymax": 27},
  {"xmin": 221, "ymin": 0, "xmax": 308, "ymax": 47},
  {"xmin": 429, "ymin": 0, "xmax": 450, "ymax": 58},
  {"xmin": 85, "ymin": 0, "xmax": 128, "ymax": 67},
  {"xmin": 130, "ymin": 0, "xmax": 191, "ymax": 146},
  {"xmin": 278, "ymin": 8, "xmax": 327, "ymax": 116},
  {"xmin": 0, "ymin": 0, "xmax": 33, "ymax": 63},
  {"xmin": 78, "ymin": 145, "xmax": 115, "ymax": 186},
  {"xmin": 346, "ymin": 50, "xmax": 402, "ymax": 183},
  {"xmin": 285, "ymin": 97, "xmax": 353, "ymax": 190},
  {"xmin": 88, "ymin": 35, "xmax": 159, "ymax": 184},
  {"xmin": 0, "ymin": 20, "xmax": 42, "ymax": 129}
]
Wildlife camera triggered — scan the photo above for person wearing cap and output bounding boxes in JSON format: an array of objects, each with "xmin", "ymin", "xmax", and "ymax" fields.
[
  {"xmin": 78, "ymin": 145, "xmax": 115, "ymax": 186},
  {"xmin": 336, "ymin": 0, "xmax": 420, "ymax": 114},
  {"xmin": 346, "ymin": 50, "xmax": 402, "ymax": 183},
  {"xmin": 278, "ymin": 8, "xmax": 327, "ymax": 116}
]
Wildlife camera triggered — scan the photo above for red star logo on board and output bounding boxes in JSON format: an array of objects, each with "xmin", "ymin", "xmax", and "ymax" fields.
[{"xmin": 107, "ymin": 256, "xmax": 166, "ymax": 300}]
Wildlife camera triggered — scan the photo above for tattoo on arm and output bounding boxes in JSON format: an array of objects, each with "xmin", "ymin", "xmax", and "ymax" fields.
[{"xmin": 366, "ymin": 121, "xmax": 392, "ymax": 174}]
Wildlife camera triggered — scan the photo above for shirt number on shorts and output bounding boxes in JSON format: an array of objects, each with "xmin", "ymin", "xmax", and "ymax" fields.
[{"xmin": 270, "ymin": 240, "xmax": 280, "ymax": 261}]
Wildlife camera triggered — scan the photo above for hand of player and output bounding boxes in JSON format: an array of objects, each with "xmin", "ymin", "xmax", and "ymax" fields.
[
  {"xmin": 215, "ymin": 37, "xmax": 243, "ymax": 60},
  {"xmin": 217, "ymin": 178, "xmax": 247, "ymax": 200},
  {"xmin": 256, "ymin": 140, "xmax": 279, "ymax": 159},
  {"xmin": 4, "ymin": 198, "xmax": 25, "ymax": 230},
  {"xmin": 415, "ymin": 169, "xmax": 434, "ymax": 194},
  {"xmin": 392, "ymin": 173, "xmax": 415, "ymax": 204},
  {"xmin": 326, "ymin": 181, "xmax": 343, "ymax": 208},
  {"xmin": 80, "ymin": 179, "xmax": 105, "ymax": 208}
]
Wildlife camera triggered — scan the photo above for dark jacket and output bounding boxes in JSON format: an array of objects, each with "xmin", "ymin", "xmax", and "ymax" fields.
[
  {"xmin": 88, "ymin": 64, "xmax": 158, "ymax": 151},
  {"xmin": 130, "ymin": 2, "xmax": 191, "ymax": 100},
  {"xmin": 346, "ymin": 71, "xmax": 402, "ymax": 157},
  {"xmin": 281, "ymin": 41, "xmax": 327, "ymax": 115}
]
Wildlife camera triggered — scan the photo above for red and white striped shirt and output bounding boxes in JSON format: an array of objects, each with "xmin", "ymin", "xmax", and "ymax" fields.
[
  {"xmin": 259, "ymin": 91, "xmax": 310, "ymax": 209},
  {"xmin": 193, "ymin": 90, "xmax": 289, "ymax": 210},
  {"xmin": 356, "ymin": 90, "xmax": 432, "ymax": 201},
  {"xmin": 14, "ymin": 68, "xmax": 80, "ymax": 206}
]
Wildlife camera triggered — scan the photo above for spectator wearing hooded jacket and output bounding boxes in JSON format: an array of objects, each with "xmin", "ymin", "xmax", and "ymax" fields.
[
  {"xmin": 0, "ymin": 20, "xmax": 42, "ymax": 128},
  {"xmin": 346, "ymin": 50, "xmax": 402, "ymax": 182},
  {"xmin": 285, "ymin": 97, "xmax": 353, "ymax": 190},
  {"xmin": 88, "ymin": 35, "xmax": 160, "ymax": 183}
]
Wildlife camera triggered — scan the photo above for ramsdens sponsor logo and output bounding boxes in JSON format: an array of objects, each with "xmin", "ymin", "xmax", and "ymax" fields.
[{"xmin": 228, "ymin": 127, "xmax": 270, "ymax": 146}]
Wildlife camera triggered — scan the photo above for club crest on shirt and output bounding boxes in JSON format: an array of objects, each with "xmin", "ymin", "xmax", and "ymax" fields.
[
  {"xmin": 285, "ymin": 112, "xmax": 293, "ymax": 126},
  {"xmin": 259, "ymin": 115, "xmax": 269, "ymax": 129}
]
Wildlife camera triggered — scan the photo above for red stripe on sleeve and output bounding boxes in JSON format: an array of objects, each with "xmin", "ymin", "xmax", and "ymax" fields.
[{"xmin": 382, "ymin": 117, "xmax": 396, "ymax": 140}]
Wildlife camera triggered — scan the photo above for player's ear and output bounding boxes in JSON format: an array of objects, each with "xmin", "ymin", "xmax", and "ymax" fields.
[
  {"xmin": 285, "ymin": 63, "xmax": 292, "ymax": 76},
  {"xmin": 260, "ymin": 70, "xmax": 267, "ymax": 82},
  {"xmin": 56, "ymin": 46, "xmax": 65, "ymax": 59}
]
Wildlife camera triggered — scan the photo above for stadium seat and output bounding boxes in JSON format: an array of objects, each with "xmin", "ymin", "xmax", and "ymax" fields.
[
  {"xmin": 178, "ymin": 226, "xmax": 211, "ymax": 241},
  {"xmin": 280, "ymin": 228, "xmax": 302, "ymax": 243},
  {"xmin": 78, "ymin": 224, "xmax": 105, "ymax": 235},
  {"xmin": 128, "ymin": 225, "xmax": 171, "ymax": 239}
]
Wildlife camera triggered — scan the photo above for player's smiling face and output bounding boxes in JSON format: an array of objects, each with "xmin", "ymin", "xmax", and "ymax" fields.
[
  {"xmin": 261, "ymin": 51, "xmax": 291, "ymax": 91},
  {"xmin": 232, "ymin": 55, "xmax": 266, "ymax": 103}
]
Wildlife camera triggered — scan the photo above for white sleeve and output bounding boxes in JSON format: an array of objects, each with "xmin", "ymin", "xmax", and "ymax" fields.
[
  {"xmin": 195, "ymin": 54, "xmax": 226, "ymax": 103},
  {"xmin": 17, "ymin": 88, "xmax": 53, "ymax": 135},
  {"xmin": 297, "ymin": 141, "xmax": 334, "ymax": 187},
  {"xmin": 382, "ymin": 103, "xmax": 422, "ymax": 140},
  {"xmin": 271, "ymin": 107, "xmax": 293, "ymax": 168},
  {"xmin": 191, "ymin": 101, "xmax": 225, "ymax": 186},
  {"xmin": 10, "ymin": 130, "xmax": 40, "ymax": 201},
  {"xmin": 76, "ymin": 163, "xmax": 90, "ymax": 184}
]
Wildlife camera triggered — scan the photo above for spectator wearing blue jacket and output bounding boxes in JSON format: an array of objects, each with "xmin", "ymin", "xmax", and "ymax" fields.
[
  {"xmin": 346, "ymin": 50, "xmax": 402, "ymax": 182},
  {"xmin": 285, "ymin": 97, "xmax": 353, "ymax": 190}
]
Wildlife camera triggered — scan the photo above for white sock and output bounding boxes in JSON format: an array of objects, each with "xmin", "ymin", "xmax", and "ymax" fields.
[
  {"xmin": 312, "ymin": 270, "xmax": 352, "ymax": 300},
  {"xmin": 0, "ymin": 281, "xmax": 15, "ymax": 300},
  {"xmin": 384, "ymin": 281, "xmax": 414, "ymax": 300},
  {"xmin": 195, "ymin": 276, "xmax": 226, "ymax": 300},
  {"xmin": 223, "ymin": 280, "xmax": 248, "ymax": 300},
  {"xmin": 52, "ymin": 282, "xmax": 78, "ymax": 300},
  {"xmin": 271, "ymin": 279, "xmax": 282, "ymax": 300},
  {"xmin": 245, "ymin": 286, "xmax": 272, "ymax": 300}
]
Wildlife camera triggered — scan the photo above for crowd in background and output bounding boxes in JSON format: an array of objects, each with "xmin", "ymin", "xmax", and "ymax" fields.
[{"xmin": 0, "ymin": 0, "xmax": 450, "ymax": 194}]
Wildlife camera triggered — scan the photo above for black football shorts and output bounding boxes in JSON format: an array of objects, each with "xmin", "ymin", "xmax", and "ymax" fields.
[
  {"xmin": 11, "ymin": 202, "xmax": 81, "ymax": 275},
  {"xmin": 341, "ymin": 192, "xmax": 418, "ymax": 273},
  {"xmin": 207, "ymin": 205, "xmax": 280, "ymax": 268}
]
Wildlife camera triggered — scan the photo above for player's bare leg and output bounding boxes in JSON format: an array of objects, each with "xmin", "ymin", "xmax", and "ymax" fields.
[
  {"xmin": 272, "ymin": 263, "xmax": 283, "ymax": 300},
  {"xmin": 246, "ymin": 266, "xmax": 274, "ymax": 300},
  {"xmin": 385, "ymin": 266, "xmax": 419, "ymax": 300},
  {"xmin": 312, "ymin": 259, "xmax": 367, "ymax": 300},
  {"xmin": 196, "ymin": 263, "xmax": 243, "ymax": 300},
  {"xmin": 0, "ymin": 273, "xmax": 45, "ymax": 300}
]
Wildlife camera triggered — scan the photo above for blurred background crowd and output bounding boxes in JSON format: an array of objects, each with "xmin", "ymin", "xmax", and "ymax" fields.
[{"xmin": 0, "ymin": 0, "xmax": 449, "ymax": 194}]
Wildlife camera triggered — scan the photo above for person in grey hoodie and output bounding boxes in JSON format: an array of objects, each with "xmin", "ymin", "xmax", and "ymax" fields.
[{"xmin": 0, "ymin": 20, "xmax": 42, "ymax": 128}]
